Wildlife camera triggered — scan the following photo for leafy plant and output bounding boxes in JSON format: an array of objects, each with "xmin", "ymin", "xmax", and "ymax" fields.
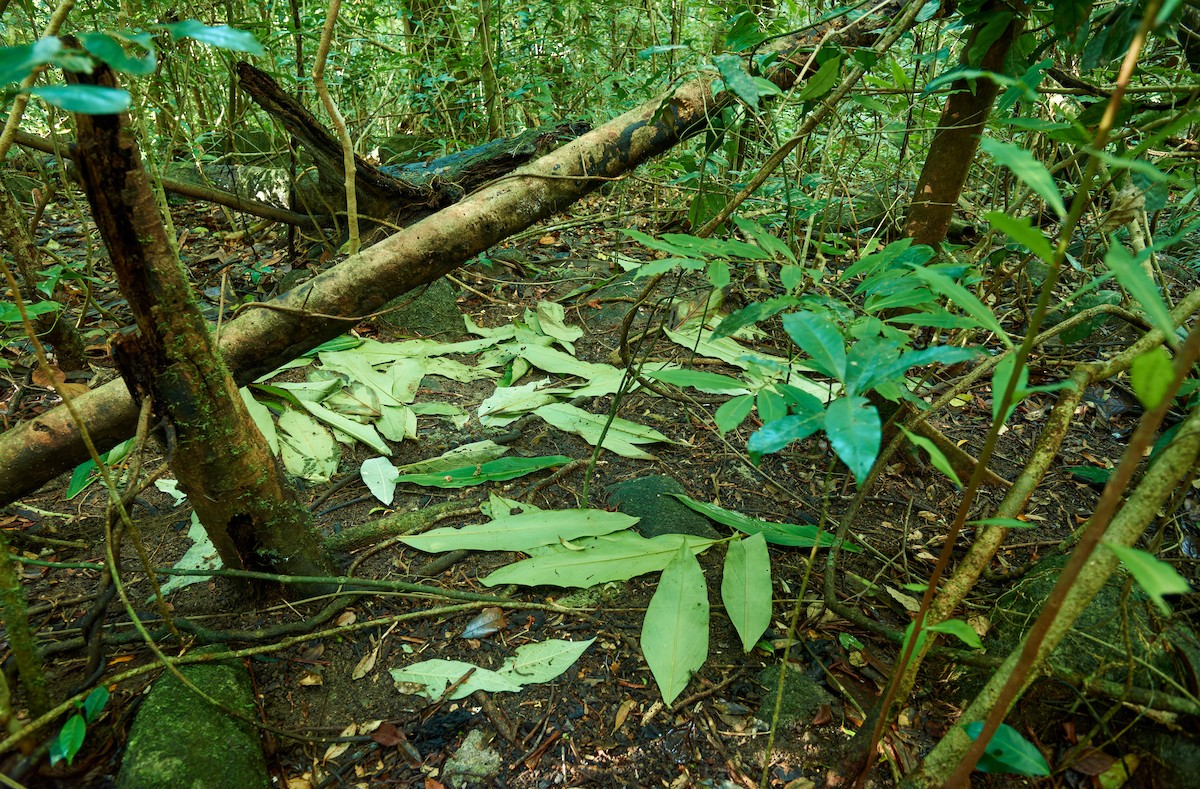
[{"xmin": 49, "ymin": 686, "xmax": 109, "ymax": 767}]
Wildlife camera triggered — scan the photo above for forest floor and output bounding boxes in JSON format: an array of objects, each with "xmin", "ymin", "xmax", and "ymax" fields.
[{"xmin": 3, "ymin": 190, "xmax": 1198, "ymax": 788}]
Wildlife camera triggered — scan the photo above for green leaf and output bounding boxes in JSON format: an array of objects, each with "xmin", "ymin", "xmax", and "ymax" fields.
[
  {"xmin": 400, "ymin": 509, "xmax": 637, "ymax": 553},
  {"xmin": 482, "ymin": 532, "xmax": 715, "ymax": 588},
  {"xmin": 161, "ymin": 21, "xmax": 264, "ymax": 54},
  {"xmin": 79, "ymin": 32, "xmax": 156, "ymax": 76},
  {"xmin": 843, "ymin": 336, "xmax": 901, "ymax": 397},
  {"xmin": 985, "ymin": 212, "xmax": 1055, "ymax": 264},
  {"xmin": 670, "ymin": 494, "xmax": 852, "ymax": 550},
  {"xmin": 645, "ymin": 368, "xmax": 748, "ymax": 394},
  {"xmin": 394, "ymin": 455, "xmax": 570, "ymax": 488},
  {"xmin": 824, "ymin": 396, "xmax": 880, "ymax": 484},
  {"xmin": 980, "ymin": 138, "xmax": 1065, "ymax": 219},
  {"xmin": 927, "ymin": 618, "xmax": 982, "ymax": 649},
  {"xmin": 359, "ymin": 457, "xmax": 397, "ymax": 505},
  {"xmin": 781, "ymin": 311, "xmax": 846, "ymax": 379},
  {"xmin": 278, "ymin": 407, "xmax": 339, "ymax": 483},
  {"xmin": 990, "ymin": 354, "xmax": 1029, "ymax": 424},
  {"xmin": 1130, "ymin": 347, "xmax": 1174, "ymax": 410},
  {"xmin": 1104, "ymin": 542, "xmax": 1191, "ymax": 614},
  {"xmin": 534, "ymin": 402, "xmax": 672, "ymax": 459},
  {"xmin": 724, "ymin": 10, "xmax": 768, "ymax": 52},
  {"xmin": 1066, "ymin": 465, "xmax": 1111, "ymax": 485},
  {"xmin": 797, "ymin": 55, "xmax": 842, "ymax": 101},
  {"xmin": 299, "ymin": 399, "xmax": 390, "ymax": 456},
  {"xmin": 968, "ymin": 517, "xmax": 1038, "ymax": 530},
  {"xmin": 0, "ymin": 38, "xmax": 62, "ymax": 84},
  {"xmin": 715, "ymin": 394, "xmax": 754, "ymax": 435},
  {"xmin": 711, "ymin": 297, "xmax": 798, "ymax": 340},
  {"xmin": 1053, "ymin": 0, "xmax": 1095, "ymax": 40},
  {"xmin": 907, "ymin": 266, "xmax": 1010, "ymax": 346},
  {"xmin": 964, "ymin": 722, "xmax": 1051, "ymax": 776},
  {"xmin": 967, "ymin": 12, "xmax": 1013, "ymax": 66},
  {"xmin": 50, "ymin": 715, "xmax": 86, "ymax": 766},
  {"xmin": 31, "ymin": 85, "xmax": 130, "ymax": 114},
  {"xmin": 389, "ymin": 659, "xmax": 523, "ymax": 700},
  {"xmin": 715, "ymin": 53, "xmax": 770, "ymax": 108},
  {"xmin": 900, "ymin": 427, "xmax": 963, "ymax": 488},
  {"xmin": 1104, "ymin": 242, "xmax": 1177, "ymax": 340},
  {"xmin": 641, "ymin": 542, "xmax": 709, "ymax": 705},
  {"xmin": 80, "ymin": 686, "xmax": 109, "ymax": 724},
  {"xmin": 721, "ymin": 533, "xmax": 772, "ymax": 652},
  {"xmin": 497, "ymin": 638, "xmax": 595, "ymax": 684},
  {"xmin": 747, "ymin": 409, "xmax": 824, "ymax": 458}
]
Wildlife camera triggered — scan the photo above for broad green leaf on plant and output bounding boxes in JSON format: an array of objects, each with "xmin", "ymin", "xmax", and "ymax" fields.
[
  {"xmin": 824, "ymin": 396, "xmax": 881, "ymax": 485},
  {"xmin": 843, "ymin": 336, "xmax": 901, "ymax": 398},
  {"xmin": 390, "ymin": 659, "xmax": 523, "ymax": 700},
  {"xmin": 991, "ymin": 354, "xmax": 1029, "ymax": 424},
  {"xmin": 1130, "ymin": 346, "xmax": 1174, "ymax": 410},
  {"xmin": 67, "ymin": 439, "xmax": 134, "ymax": 499},
  {"xmin": 715, "ymin": 394, "xmax": 754, "ymax": 435},
  {"xmin": 927, "ymin": 618, "xmax": 983, "ymax": 649},
  {"xmin": 161, "ymin": 21, "xmax": 264, "ymax": 55},
  {"xmin": 481, "ymin": 532, "xmax": 716, "ymax": 587},
  {"xmin": 49, "ymin": 715, "xmax": 86, "ymax": 766},
  {"xmin": 400, "ymin": 509, "xmax": 637, "ymax": 553},
  {"xmin": 985, "ymin": 211, "xmax": 1055, "ymax": 264},
  {"xmin": 724, "ymin": 10, "xmax": 768, "ymax": 51},
  {"xmin": 1104, "ymin": 243, "xmax": 1177, "ymax": 341},
  {"xmin": 797, "ymin": 54, "xmax": 842, "ymax": 101},
  {"xmin": 747, "ymin": 410, "xmax": 825, "ymax": 459},
  {"xmin": 715, "ymin": 54, "xmax": 771, "ymax": 107},
  {"xmin": 966, "ymin": 11, "xmax": 1013, "ymax": 65},
  {"xmin": 710, "ymin": 296, "xmax": 799, "ymax": 340},
  {"xmin": 156, "ymin": 513, "xmax": 220, "ymax": 600},
  {"xmin": 0, "ymin": 38, "xmax": 62, "ymax": 84},
  {"xmin": 964, "ymin": 722, "xmax": 1051, "ymax": 776},
  {"xmin": 395, "ymin": 440, "xmax": 508, "ymax": 475},
  {"xmin": 299, "ymin": 400, "xmax": 390, "ymax": 456},
  {"xmin": 907, "ymin": 266, "xmax": 1010, "ymax": 347},
  {"xmin": 980, "ymin": 138, "xmax": 1065, "ymax": 219},
  {"xmin": 240, "ymin": 387, "xmax": 278, "ymax": 456},
  {"xmin": 732, "ymin": 217, "xmax": 795, "ymax": 263},
  {"xmin": 394, "ymin": 455, "xmax": 570, "ymax": 489},
  {"xmin": 497, "ymin": 638, "xmax": 595, "ymax": 684},
  {"xmin": 80, "ymin": 686, "xmax": 109, "ymax": 724},
  {"xmin": 641, "ymin": 542, "xmax": 709, "ymax": 705},
  {"xmin": 781, "ymin": 311, "xmax": 847, "ymax": 380},
  {"xmin": 31, "ymin": 85, "xmax": 130, "ymax": 114},
  {"xmin": 360, "ymin": 457, "xmax": 397, "ymax": 505},
  {"xmin": 669, "ymin": 494, "xmax": 853, "ymax": 550},
  {"xmin": 969, "ymin": 517, "xmax": 1039, "ymax": 530},
  {"xmin": 0, "ymin": 299, "xmax": 59, "ymax": 323},
  {"xmin": 1066, "ymin": 465, "xmax": 1111, "ymax": 485},
  {"xmin": 756, "ymin": 388, "xmax": 787, "ymax": 424},
  {"xmin": 1052, "ymin": 0, "xmax": 1094, "ymax": 41},
  {"xmin": 79, "ymin": 32, "xmax": 156, "ymax": 76},
  {"xmin": 663, "ymin": 323, "xmax": 829, "ymax": 401},
  {"xmin": 645, "ymin": 368, "xmax": 748, "ymax": 395},
  {"xmin": 1104, "ymin": 542, "xmax": 1191, "ymax": 614},
  {"xmin": 721, "ymin": 533, "xmax": 772, "ymax": 652},
  {"xmin": 899, "ymin": 427, "xmax": 963, "ymax": 488},
  {"xmin": 534, "ymin": 402, "xmax": 676, "ymax": 460}
]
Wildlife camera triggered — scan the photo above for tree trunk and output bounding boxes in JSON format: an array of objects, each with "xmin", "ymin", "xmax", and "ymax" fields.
[{"xmin": 71, "ymin": 67, "xmax": 335, "ymax": 593}]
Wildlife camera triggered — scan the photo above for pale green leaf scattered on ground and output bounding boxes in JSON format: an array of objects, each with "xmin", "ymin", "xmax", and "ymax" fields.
[
  {"xmin": 240, "ymin": 387, "xmax": 278, "ymax": 455},
  {"xmin": 377, "ymin": 404, "xmax": 417, "ymax": 442},
  {"xmin": 533, "ymin": 302, "xmax": 584, "ymax": 345},
  {"xmin": 481, "ymin": 492, "xmax": 541, "ymax": 519},
  {"xmin": 278, "ymin": 407, "xmax": 339, "ymax": 482},
  {"xmin": 155, "ymin": 512, "xmax": 221, "ymax": 601},
  {"xmin": 644, "ymin": 368, "xmax": 749, "ymax": 395},
  {"xmin": 409, "ymin": 402, "xmax": 469, "ymax": 428},
  {"xmin": 318, "ymin": 350, "xmax": 407, "ymax": 406},
  {"xmin": 394, "ymin": 455, "xmax": 571, "ymax": 489},
  {"xmin": 497, "ymin": 638, "xmax": 595, "ymax": 683},
  {"xmin": 360, "ymin": 456, "xmax": 397, "ymax": 505},
  {"xmin": 534, "ymin": 402, "xmax": 674, "ymax": 459},
  {"xmin": 482, "ymin": 532, "xmax": 717, "ymax": 587},
  {"xmin": 395, "ymin": 440, "xmax": 509, "ymax": 475},
  {"xmin": 670, "ymin": 494, "xmax": 853, "ymax": 550},
  {"xmin": 300, "ymin": 399, "xmax": 390, "ymax": 456},
  {"xmin": 1104, "ymin": 542, "xmax": 1191, "ymax": 614},
  {"xmin": 641, "ymin": 542, "xmax": 709, "ymax": 705},
  {"xmin": 400, "ymin": 509, "xmax": 638, "ymax": 553},
  {"xmin": 389, "ymin": 659, "xmax": 522, "ymax": 700},
  {"xmin": 664, "ymin": 323, "xmax": 830, "ymax": 402},
  {"xmin": 478, "ymin": 379, "xmax": 571, "ymax": 424},
  {"xmin": 517, "ymin": 343, "xmax": 614, "ymax": 379},
  {"xmin": 969, "ymin": 517, "xmax": 1039, "ymax": 529},
  {"xmin": 721, "ymin": 533, "xmax": 772, "ymax": 652},
  {"xmin": 154, "ymin": 479, "xmax": 188, "ymax": 506}
]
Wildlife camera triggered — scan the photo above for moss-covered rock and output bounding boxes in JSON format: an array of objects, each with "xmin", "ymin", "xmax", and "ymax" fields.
[
  {"xmin": 607, "ymin": 475, "xmax": 720, "ymax": 539},
  {"xmin": 117, "ymin": 647, "xmax": 268, "ymax": 789}
]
